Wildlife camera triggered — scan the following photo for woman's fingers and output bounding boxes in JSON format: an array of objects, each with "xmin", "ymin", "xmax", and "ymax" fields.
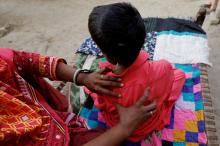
[
  {"xmin": 97, "ymin": 68, "xmax": 121, "ymax": 81},
  {"xmin": 115, "ymin": 103, "xmax": 124, "ymax": 113},
  {"xmin": 135, "ymin": 88, "xmax": 150, "ymax": 107},
  {"xmin": 96, "ymin": 79, "xmax": 123, "ymax": 87},
  {"xmin": 134, "ymin": 88, "xmax": 156, "ymax": 118},
  {"xmin": 142, "ymin": 102, "xmax": 156, "ymax": 118},
  {"xmin": 142, "ymin": 101, "xmax": 156, "ymax": 112},
  {"xmin": 95, "ymin": 85, "xmax": 121, "ymax": 97},
  {"xmin": 146, "ymin": 109, "xmax": 156, "ymax": 117},
  {"xmin": 88, "ymin": 69, "xmax": 123, "ymax": 97},
  {"xmin": 99, "ymin": 74, "xmax": 121, "ymax": 81},
  {"xmin": 97, "ymin": 68, "xmax": 112, "ymax": 74}
]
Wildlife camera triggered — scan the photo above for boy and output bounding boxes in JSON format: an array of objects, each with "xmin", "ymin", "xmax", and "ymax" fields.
[{"xmin": 86, "ymin": 2, "xmax": 185, "ymax": 142}]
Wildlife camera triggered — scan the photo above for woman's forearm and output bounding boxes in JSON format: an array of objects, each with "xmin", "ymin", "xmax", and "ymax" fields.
[
  {"xmin": 83, "ymin": 124, "xmax": 129, "ymax": 146},
  {"xmin": 84, "ymin": 91, "xmax": 156, "ymax": 146},
  {"xmin": 56, "ymin": 62, "xmax": 75, "ymax": 82},
  {"xmin": 55, "ymin": 62, "xmax": 122, "ymax": 97}
]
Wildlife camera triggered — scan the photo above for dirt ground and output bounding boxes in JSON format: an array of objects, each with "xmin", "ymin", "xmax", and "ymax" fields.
[{"xmin": 0, "ymin": 0, "xmax": 219, "ymax": 143}]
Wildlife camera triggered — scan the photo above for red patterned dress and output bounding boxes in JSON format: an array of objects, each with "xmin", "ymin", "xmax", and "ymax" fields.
[{"xmin": 0, "ymin": 48, "xmax": 103, "ymax": 146}]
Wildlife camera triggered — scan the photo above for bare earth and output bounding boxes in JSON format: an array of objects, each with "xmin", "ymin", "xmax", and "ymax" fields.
[{"xmin": 0, "ymin": 0, "xmax": 219, "ymax": 142}]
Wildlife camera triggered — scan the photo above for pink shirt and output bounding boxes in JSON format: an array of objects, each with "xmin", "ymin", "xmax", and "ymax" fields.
[{"xmin": 85, "ymin": 50, "xmax": 185, "ymax": 142}]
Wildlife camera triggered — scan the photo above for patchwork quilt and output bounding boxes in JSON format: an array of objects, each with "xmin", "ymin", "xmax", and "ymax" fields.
[{"xmin": 72, "ymin": 18, "xmax": 210, "ymax": 146}]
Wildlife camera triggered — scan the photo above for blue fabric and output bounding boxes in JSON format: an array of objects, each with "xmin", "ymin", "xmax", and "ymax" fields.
[
  {"xmin": 76, "ymin": 37, "xmax": 103, "ymax": 57},
  {"xmin": 76, "ymin": 32, "xmax": 157, "ymax": 60},
  {"xmin": 143, "ymin": 32, "xmax": 157, "ymax": 60}
]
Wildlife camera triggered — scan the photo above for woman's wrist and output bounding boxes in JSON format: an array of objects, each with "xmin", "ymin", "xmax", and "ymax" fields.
[
  {"xmin": 117, "ymin": 122, "xmax": 135, "ymax": 137},
  {"xmin": 115, "ymin": 123, "xmax": 132, "ymax": 138},
  {"xmin": 74, "ymin": 69, "xmax": 92, "ymax": 86},
  {"xmin": 76, "ymin": 72, "xmax": 89, "ymax": 86}
]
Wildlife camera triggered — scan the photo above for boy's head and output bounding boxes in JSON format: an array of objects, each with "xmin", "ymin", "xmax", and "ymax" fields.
[{"xmin": 88, "ymin": 2, "xmax": 146, "ymax": 66}]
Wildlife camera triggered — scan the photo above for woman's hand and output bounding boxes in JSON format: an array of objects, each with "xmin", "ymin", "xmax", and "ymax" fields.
[
  {"xmin": 116, "ymin": 89, "xmax": 156, "ymax": 136},
  {"xmin": 77, "ymin": 68, "xmax": 123, "ymax": 97},
  {"xmin": 56, "ymin": 62, "xmax": 122, "ymax": 97},
  {"xmin": 83, "ymin": 89, "xmax": 156, "ymax": 146}
]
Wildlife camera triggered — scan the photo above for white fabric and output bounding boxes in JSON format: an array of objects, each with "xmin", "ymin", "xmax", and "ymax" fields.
[
  {"xmin": 82, "ymin": 55, "xmax": 97, "ymax": 69},
  {"xmin": 153, "ymin": 34, "xmax": 211, "ymax": 65},
  {"xmin": 80, "ymin": 55, "xmax": 96, "ymax": 104}
]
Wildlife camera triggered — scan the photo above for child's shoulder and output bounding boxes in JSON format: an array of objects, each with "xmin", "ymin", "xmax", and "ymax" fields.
[
  {"xmin": 150, "ymin": 59, "xmax": 172, "ymax": 70},
  {"xmin": 147, "ymin": 59, "xmax": 174, "ymax": 80}
]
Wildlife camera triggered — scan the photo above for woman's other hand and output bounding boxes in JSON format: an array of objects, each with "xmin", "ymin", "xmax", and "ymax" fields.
[
  {"xmin": 83, "ymin": 89, "xmax": 156, "ymax": 146},
  {"xmin": 116, "ymin": 89, "xmax": 156, "ymax": 136}
]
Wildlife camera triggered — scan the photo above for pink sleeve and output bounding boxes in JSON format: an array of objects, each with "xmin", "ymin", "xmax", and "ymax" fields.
[
  {"xmin": 169, "ymin": 68, "xmax": 185, "ymax": 100},
  {"xmin": 147, "ymin": 60, "xmax": 174, "ymax": 103}
]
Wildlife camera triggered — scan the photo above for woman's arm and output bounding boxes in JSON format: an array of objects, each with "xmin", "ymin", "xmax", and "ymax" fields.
[
  {"xmin": 10, "ymin": 49, "xmax": 66, "ymax": 80},
  {"xmin": 56, "ymin": 62, "xmax": 123, "ymax": 97},
  {"xmin": 83, "ymin": 90, "xmax": 156, "ymax": 146},
  {"xmin": 4, "ymin": 48, "xmax": 122, "ymax": 97}
]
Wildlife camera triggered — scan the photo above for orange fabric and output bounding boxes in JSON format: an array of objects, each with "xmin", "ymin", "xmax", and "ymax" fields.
[
  {"xmin": 0, "ymin": 89, "xmax": 42, "ymax": 141},
  {"xmin": 0, "ymin": 58, "xmax": 42, "ymax": 141},
  {"xmin": 0, "ymin": 48, "xmax": 105, "ymax": 146},
  {"xmin": 0, "ymin": 48, "xmax": 70, "ymax": 145},
  {"xmin": 86, "ymin": 50, "xmax": 186, "ymax": 142}
]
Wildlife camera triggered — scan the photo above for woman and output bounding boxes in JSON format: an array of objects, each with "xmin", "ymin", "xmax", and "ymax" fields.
[{"xmin": 0, "ymin": 48, "xmax": 156, "ymax": 146}]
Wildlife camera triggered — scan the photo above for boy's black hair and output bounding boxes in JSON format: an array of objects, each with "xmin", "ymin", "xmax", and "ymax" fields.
[{"xmin": 88, "ymin": 2, "xmax": 146, "ymax": 66}]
